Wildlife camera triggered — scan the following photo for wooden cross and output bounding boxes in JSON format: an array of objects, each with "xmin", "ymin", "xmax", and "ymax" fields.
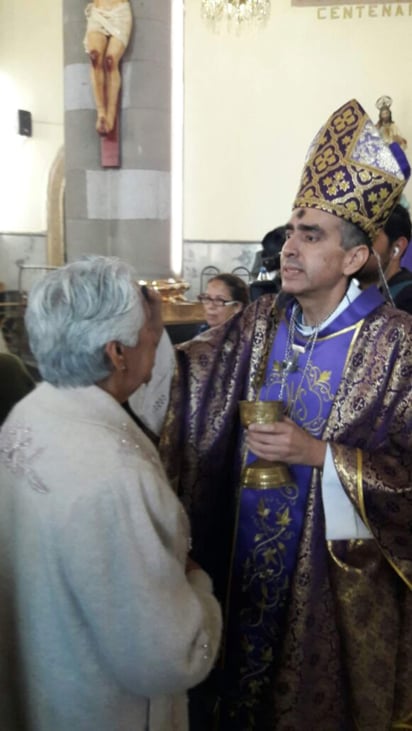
[{"xmin": 100, "ymin": 107, "xmax": 120, "ymax": 168}]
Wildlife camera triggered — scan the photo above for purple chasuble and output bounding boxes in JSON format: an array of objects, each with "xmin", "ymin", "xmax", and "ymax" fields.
[{"xmin": 223, "ymin": 287, "xmax": 384, "ymax": 728}]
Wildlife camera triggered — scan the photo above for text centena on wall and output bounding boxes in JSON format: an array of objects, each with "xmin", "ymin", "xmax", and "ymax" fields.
[{"xmin": 292, "ymin": 0, "xmax": 412, "ymax": 18}]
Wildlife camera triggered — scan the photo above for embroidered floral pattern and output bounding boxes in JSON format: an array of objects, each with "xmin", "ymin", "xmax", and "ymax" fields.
[{"xmin": 0, "ymin": 425, "xmax": 49, "ymax": 494}]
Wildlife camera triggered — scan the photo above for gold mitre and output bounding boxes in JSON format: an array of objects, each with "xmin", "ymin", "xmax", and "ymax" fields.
[{"xmin": 293, "ymin": 99, "xmax": 410, "ymax": 242}]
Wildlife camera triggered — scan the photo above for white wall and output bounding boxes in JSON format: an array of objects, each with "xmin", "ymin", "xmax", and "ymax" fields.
[
  {"xmin": 0, "ymin": 0, "xmax": 411, "ymax": 246},
  {"xmin": 0, "ymin": 0, "xmax": 64, "ymax": 232},
  {"xmin": 183, "ymin": 0, "xmax": 412, "ymax": 241}
]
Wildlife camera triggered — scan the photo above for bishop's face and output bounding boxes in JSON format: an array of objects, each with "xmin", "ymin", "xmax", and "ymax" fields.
[{"xmin": 281, "ymin": 208, "xmax": 368, "ymax": 318}]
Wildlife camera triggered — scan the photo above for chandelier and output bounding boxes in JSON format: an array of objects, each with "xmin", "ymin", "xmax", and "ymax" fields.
[{"xmin": 201, "ymin": 0, "xmax": 271, "ymax": 27}]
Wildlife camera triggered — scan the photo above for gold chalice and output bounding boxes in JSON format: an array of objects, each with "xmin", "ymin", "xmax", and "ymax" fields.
[{"xmin": 239, "ymin": 400, "xmax": 293, "ymax": 488}]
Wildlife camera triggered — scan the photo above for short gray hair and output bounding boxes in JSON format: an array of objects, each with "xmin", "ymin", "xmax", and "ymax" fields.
[
  {"xmin": 340, "ymin": 218, "xmax": 370, "ymax": 250},
  {"xmin": 25, "ymin": 256, "xmax": 145, "ymax": 387}
]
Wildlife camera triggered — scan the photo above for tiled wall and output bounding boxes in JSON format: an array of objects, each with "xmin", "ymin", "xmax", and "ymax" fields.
[
  {"xmin": 182, "ymin": 239, "xmax": 261, "ymax": 300},
  {"xmin": 0, "ymin": 234, "xmax": 47, "ymax": 292},
  {"xmin": 0, "ymin": 234, "xmax": 262, "ymax": 299}
]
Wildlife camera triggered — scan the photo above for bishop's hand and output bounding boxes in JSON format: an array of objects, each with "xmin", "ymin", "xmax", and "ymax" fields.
[{"xmin": 246, "ymin": 417, "xmax": 327, "ymax": 468}]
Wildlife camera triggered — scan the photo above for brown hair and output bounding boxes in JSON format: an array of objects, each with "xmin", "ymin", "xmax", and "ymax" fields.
[{"xmin": 208, "ymin": 273, "xmax": 250, "ymax": 307}]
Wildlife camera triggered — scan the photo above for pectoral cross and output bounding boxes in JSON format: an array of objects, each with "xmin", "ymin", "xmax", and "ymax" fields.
[{"xmin": 281, "ymin": 344, "xmax": 304, "ymax": 374}]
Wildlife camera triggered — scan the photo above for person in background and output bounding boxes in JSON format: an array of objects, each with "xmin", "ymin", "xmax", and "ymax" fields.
[
  {"xmin": 357, "ymin": 202, "xmax": 412, "ymax": 314},
  {"xmin": 160, "ymin": 100, "xmax": 412, "ymax": 730},
  {"xmin": 0, "ymin": 352, "xmax": 35, "ymax": 425},
  {"xmin": 251, "ymin": 226, "xmax": 286, "ymax": 275},
  {"xmin": 198, "ymin": 273, "xmax": 250, "ymax": 330},
  {"xmin": 0, "ymin": 256, "xmax": 222, "ymax": 731},
  {"xmin": 250, "ymin": 225, "xmax": 286, "ymax": 301}
]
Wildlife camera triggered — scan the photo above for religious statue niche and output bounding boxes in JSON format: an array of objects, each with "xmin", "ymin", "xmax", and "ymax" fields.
[
  {"xmin": 84, "ymin": 0, "xmax": 133, "ymax": 167},
  {"xmin": 375, "ymin": 95, "xmax": 407, "ymax": 150}
]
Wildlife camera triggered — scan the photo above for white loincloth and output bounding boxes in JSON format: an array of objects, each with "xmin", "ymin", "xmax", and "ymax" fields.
[{"xmin": 84, "ymin": 2, "xmax": 133, "ymax": 52}]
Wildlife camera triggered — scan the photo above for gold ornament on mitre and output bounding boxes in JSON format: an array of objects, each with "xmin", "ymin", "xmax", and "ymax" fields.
[{"xmin": 293, "ymin": 99, "xmax": 410, "ymax": 242}]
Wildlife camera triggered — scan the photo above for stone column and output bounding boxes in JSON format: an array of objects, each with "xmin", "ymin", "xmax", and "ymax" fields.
[{"xmin": 63, "ymin": 0, "xmax": 173, "ymax": 279}]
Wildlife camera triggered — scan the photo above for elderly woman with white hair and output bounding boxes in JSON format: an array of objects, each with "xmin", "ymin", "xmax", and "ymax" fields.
[{"xmin": 0, "ymin": 256, "xmax": 222, "ymax": 731}]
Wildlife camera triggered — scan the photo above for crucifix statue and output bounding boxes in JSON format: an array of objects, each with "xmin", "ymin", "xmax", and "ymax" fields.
[{"xmin": 84, "ymin": 0, "xmax": 133, "ymax": 164}]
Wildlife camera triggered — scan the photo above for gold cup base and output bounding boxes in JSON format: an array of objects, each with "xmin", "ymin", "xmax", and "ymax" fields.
[
  {"xmin": 241, "ymin": 459, "xmax": 293, "ymax": 489},
  {"xmin": 238, "ymin": 400, "xmax": 294, "ymax": 489}
]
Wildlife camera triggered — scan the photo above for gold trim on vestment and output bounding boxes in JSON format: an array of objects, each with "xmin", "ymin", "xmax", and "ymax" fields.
[
  {"xmin": 340, "ymin": 319, "xmax": 364, "ymax": 371},
  {"xmin": 356, "ymin": 448, "xmax": 369, "ymax": 528},
  {"xmin": 392, "ymin": 723, "xmax": 412, "ymax": 729},
  {"xmin": 356, "ymin": 443, "xmax": 412, "ymax": 591},
  {"xmin": 303, "ymin": 321, "xmax": 362, "ymax": 342},
  {"xmin": 380, "ymin": 547, "xmax": 412, "ymax": 591},
  {"xmin": 329, "ymin": 453, "xmax": 412, "ymax": 590},
  {"xmin": 327, "ymin": 539, "xmax": 365, "ymax": 572}
]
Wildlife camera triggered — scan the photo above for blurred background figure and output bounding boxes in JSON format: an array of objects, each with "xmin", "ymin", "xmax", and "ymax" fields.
[
  {"xmin": 198, "ymin": 273, "xmax": 250, "ymax": 330},
  {"xmin": 84, "ymin": 0, "xmax": 133, "ymax": 135},
  {"xmin": 0, "ymin": 256, "xmax": 222, "ymax": 731},
  {"xmin": 375, "ymin": 95, "xmax": 407, "ymax": 149},
  {"xmin": 0, "ymin": 352, "xmax": 35, "ymax": 425},
  {"xmin": 250, "ymin": 225, "xmax": 286, "ymax": 301},
  {"xmin": 357, "ymin": 203, "xmax": 412, "ymax": 314}
]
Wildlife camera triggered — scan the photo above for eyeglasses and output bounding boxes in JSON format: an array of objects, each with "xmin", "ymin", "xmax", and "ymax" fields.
[{"xmin": 198, "ymin": 294, "xmax": 238, "ymax": 308}]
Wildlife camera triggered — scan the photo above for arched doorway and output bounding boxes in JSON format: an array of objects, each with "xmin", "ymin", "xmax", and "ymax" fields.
[{"xmin": 47, "ymin": 145, "xmax": 65, "ymax": 266}]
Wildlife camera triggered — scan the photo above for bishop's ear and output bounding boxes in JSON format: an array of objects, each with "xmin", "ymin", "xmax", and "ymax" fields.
[{"xmin": 343, "ymin": 244, "xmax": 371, "ymax": 276}]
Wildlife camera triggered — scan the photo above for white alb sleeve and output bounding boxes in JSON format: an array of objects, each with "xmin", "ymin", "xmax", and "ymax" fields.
[
  {"xmin": 129, "ymin": 330, "xmax": 175, "ymax": 436},
  {"xmin": 321, "ymin": 444, "xmax": 373, "ymax": 540}
]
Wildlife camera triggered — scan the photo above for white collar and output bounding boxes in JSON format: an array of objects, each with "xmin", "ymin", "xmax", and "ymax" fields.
[{"xmin": 297, "ymin": 280, "xmax": 362, "ymax": 336}]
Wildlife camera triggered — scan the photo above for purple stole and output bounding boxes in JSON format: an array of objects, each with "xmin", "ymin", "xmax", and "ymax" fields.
[{"xmin": 222, "ymin": 288, "xmax": 384, "ymax": 727}]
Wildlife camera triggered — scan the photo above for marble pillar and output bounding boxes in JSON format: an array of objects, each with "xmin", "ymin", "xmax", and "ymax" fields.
[{"xmin": 63, "ymin": 0, "xmax": 173, "ymax": 279}]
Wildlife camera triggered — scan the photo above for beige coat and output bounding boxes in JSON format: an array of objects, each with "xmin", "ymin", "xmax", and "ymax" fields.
[{"xmin": 0, "ymin": 383, "xmax": 222, "ymax": 731}]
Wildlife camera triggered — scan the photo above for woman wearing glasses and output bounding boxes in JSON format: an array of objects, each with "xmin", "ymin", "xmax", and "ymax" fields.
[{"xmin": 198, "ymin": 273, "xmax": 250, "ymax": 330}]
